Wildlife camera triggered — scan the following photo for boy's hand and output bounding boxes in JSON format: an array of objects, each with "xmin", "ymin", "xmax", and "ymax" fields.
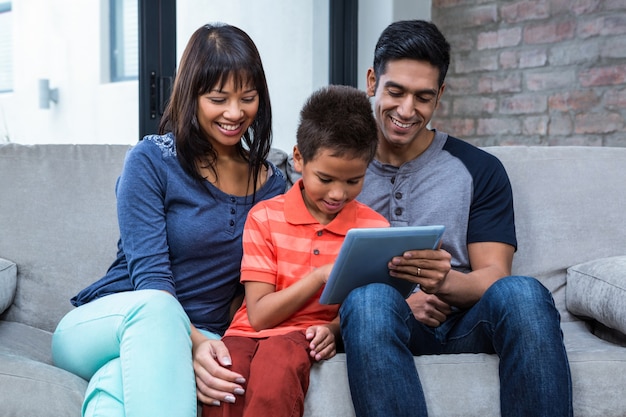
[
  {"xmin": 305, "ymin": 325, "xmax": 337, "ymax": 361},
  {"xmin": 317, "ymin": 263, "xmax": 334, "ymax": 284}
]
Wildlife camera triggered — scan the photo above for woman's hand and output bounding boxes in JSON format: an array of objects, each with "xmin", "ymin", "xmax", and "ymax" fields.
[{"xmin": 192, "ymin": 333, "xmax": 245, "ymax": 406}]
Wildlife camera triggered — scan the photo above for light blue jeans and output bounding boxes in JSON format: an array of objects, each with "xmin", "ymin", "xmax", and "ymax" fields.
[
  {"xmin": 339, "ymin": 276, "xmax": 573, "ymax": 417},
  {"xmin": 52, "ymin": 290, "xmax": 219, "ymax": 417}
]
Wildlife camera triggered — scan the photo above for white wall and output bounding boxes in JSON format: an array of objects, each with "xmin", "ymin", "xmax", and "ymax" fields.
[
  {"xmin": 0, "ymin": 0, "xmax": 430, "ymax": 151},
  {"xmin": 0, "ymin": 0, "xmax": 138, "ymax": 146}
]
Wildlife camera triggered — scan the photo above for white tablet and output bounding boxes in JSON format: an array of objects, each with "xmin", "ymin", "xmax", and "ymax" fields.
[{"xmin": 319, "ymin": 225, "xmax": 445, "ymax": 305}]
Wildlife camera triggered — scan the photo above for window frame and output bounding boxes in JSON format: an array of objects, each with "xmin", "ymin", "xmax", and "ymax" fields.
[
  {"xmin": 110, "ymin": 0, "xmax": 138, "ymax": 82},
  {"xmin": 0, "ymin": 2, "xmax": 13, "ymax": 93}
]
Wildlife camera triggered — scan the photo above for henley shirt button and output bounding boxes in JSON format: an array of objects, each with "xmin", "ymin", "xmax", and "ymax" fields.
[
  {"xmin": 229, "ymin": 220, "xmax": 235, "ymax": 226},
  {"xmin": 395, "ymin": 192, "xmax": 403, "ymax": 199},
  {"xmin": 317, "ymin": 231, "xmax": 323, "ymax": 236},
  {"xmin": 230, "ymin": 208, "xmax": 236, "ymax": 214},
  {"xmin": 395, "ymin": 207, "xmax": 403, "ymax": 216},
  {"xmin": 230, "ymin": 197, "xmax": 236, "ymax": 203},
  {"xmin": 313, "ymin": 249, "xmax": 320, "ymax": 255}
]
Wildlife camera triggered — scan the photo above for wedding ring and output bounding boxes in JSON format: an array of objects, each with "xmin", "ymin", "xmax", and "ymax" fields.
[{"xmin": 417, "ymin": 267, "xmax": 421, "ymax": 277}]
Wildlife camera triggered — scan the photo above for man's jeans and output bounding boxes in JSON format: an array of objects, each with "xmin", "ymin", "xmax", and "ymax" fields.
[{"xmin": 339, "ymin": 276, "xmax": 573, "ymax": 417}]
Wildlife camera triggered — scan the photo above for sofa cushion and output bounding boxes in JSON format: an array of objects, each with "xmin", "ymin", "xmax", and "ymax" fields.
[
  {"xmin": 0, "ymin": 353, "xmax": 86, "ymax": 417},
  {"xmin": 0, "ymin": 257, "xmax": 17, "ymax": 314},
  {"xmin": 0, "ymin": 320, "xmax": 87, "ymax": 416},
  {"xmin": 566, "ymin": 256, "xmax": 626, "ymax": 336}
]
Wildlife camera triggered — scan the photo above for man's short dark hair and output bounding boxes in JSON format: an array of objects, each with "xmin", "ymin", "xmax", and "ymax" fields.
[
  {"xmin": 297, "ymin": 85, "xmax": 377, "ymax": 163},
  {"xmin": 373, "ymin": 20, "xmax": 450, "ymax": 88}
]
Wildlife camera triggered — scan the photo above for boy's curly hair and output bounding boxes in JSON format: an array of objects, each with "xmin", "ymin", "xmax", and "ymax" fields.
[{"xmin": 297, "ymin": 85, "xmax": 377, "ymax": 163}]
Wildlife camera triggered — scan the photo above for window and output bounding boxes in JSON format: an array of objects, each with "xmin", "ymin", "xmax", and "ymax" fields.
[
  {"xmin": 110, "ymin": 0, "xmax": 138, "ymax": 81},
  {"xmin": 0, "ymin": 2, "xmax": 12, "ymax": 92}
]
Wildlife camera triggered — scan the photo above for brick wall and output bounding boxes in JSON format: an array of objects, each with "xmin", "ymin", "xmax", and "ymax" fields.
[{"xmin": 430, "ymin": 0, "xmax": 626, "ymax": 147}]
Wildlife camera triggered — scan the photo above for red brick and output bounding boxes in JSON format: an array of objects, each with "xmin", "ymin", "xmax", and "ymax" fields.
[
  {"xmin": 526, "ymin": 70, "xmax": 576, "ymax": 91},
  {"xmin": 454, "ymin": 53, "xmax": 499, "ymax": 74},
  {"xmin": 548, "ymin": 114, "xmax": 574, "ymax": 135},
  {"xmin": 464, "ymin": 5, "xmax": 499, "ymax": 27},
  {"xmin": 579, "ymin": 64, "xmax": 626, "ymax": 86},
  {"xmin": 437, "ymin": 5, "xmax": 498, "ymax": 28},
  {"xmin": 548, "ymin": 91, "xmax": 600, "ymax": 112},
  {"xmin": 601, "ymin": 36, "xmax": 626, "ymax": 59},
  {"xmin": 519, "ymin": 48, "xmax": 548, "ymax": 68},
  {"xmin": 524, "ymin": 19, "xmax": 576, "ymax": 44},
  {"xmin": 605, "ymin": 0, "xmax": 626, "ymax": 10},
  {"xmin": 574, "ymin": 112, "xmax": 624, "ymax": 134},
  {"xmin": 577, "ymin": 16, "xmax": 626, "ymax": 38},
  {"xmin": 435, "ymin": 118, "xmax": 476, "ymax": 137},
  {"xmin": 605, "ymin": 88, "xmax": 626, "ymax": 109},
  {"xmin": 549, "ymin": 41, "xmax": 600, "ymax": 66},
  {"xmin": 501, "ymin": 1, "xmax": 550, "ymax": 23},
  {"xmin": 547, "ymin": 135, "xmax": 603, "ymax": 146},
  {"xmin": 431, "ymin": 0, "xmax": 626, "ymax": 148},
  {"xmin": 523, "ymin": 115, "xmax": 549, "ymax": 135},
  {"xmin": 447, "ymin": 33, "xmax": 476, "ymax": 52},
  {"xmin": 570, "ymin": 0, "xmax": 602, "ymax": 15},
  {"xmin": 445, "ymin": 76, "xmax": 475, "ymax": 95},
  {"xmin": 500, "ymin": 94, "xmax": 547, "ymax": 114},
  {"xmin": 497, "ymin": 136, "xmax": 544, "ymax": 146},
  {"xmin": 477, "ymin": 118, "xmax": 522, "ymax": 135},
  {"xmin": 605, "ymin": 135, "xmax": 626, "ymax": 147},
  {"xmin": 499, "ymin": 51, "xmax": 519, "ymax": 69},
  {"xmin": 548, "ymin": 0, "xmax": 575, "ymax": 14},
  {"xmin": 478, "ymin": 74, "xmax": 522, "ymax": 93},
  {"xmin": 477, "ymin": 28, "xmax": 522, "ymax": 50},
  {"xmin": 453, "ymin": 97, "xmax": 497, "ymax": 115}
]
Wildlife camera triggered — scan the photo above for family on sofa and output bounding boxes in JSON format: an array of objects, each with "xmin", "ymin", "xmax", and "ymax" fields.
[{"xmin": 2, "ymin": 18, "xmax": 625, "ymax": 417}]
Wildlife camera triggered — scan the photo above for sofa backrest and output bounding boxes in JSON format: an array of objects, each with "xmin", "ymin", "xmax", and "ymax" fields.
[
  {"xmin": 484, "ymin": 146, "xmax": 626, "ymax": 321},
  {"xmin": 0, "ymin": 144, "xmax": 130, "ymax": 332},
  {"xmin": 1, "ymin": 143, "xmax": 625, "ymax": 331}
]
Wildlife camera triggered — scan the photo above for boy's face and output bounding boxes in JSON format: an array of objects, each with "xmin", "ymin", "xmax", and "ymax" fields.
[
  {"xmin": 367, "ymin": 59, "xmax": 444, "ymax": 149},
  {"xmin": 293, "ymin": 146, "xmax": 369, "ymax": 225}
]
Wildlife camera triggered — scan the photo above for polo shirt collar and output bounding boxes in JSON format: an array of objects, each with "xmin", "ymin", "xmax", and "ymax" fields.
[{"xmin": 284, "ymin": 179, "xmax": 359, "ymax": 236}]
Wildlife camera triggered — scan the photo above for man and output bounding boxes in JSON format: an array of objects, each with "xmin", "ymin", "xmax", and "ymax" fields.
[{"xmin": 339, "ymin": 20, "xmax": 573, "ymax": 417}]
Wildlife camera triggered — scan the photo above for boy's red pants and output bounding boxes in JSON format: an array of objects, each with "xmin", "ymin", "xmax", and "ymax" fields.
[{"xmin": 202, "ymin": 330, "xmax": 314, "ymax": 417}]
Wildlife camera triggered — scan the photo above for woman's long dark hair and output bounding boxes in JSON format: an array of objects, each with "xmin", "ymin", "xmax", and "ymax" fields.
[{"xmin": 159, "ymin": 23, "xmax": 272, "ymax": 198}]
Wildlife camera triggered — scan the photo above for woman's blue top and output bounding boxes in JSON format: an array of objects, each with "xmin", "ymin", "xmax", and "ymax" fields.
[{"xmin": 71, "ymin": 133, "xmax": 286, "ymax": 334}]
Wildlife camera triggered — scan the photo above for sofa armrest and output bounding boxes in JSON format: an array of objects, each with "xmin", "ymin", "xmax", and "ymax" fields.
[
  {"xmin": 0, "ymin": 257, "xmax": 17, "ymax": 314},
  {"xmin": 566, "ymin": 256, "xmax": 626, "ymax": 337}
]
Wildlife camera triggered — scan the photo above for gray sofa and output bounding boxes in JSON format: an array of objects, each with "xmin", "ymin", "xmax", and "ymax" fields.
[{"xmin": 1, "ymin": 142, "xmax": 625, "ymax": 417}]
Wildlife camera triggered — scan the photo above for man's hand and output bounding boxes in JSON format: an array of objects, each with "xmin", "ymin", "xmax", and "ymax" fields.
[
  {"xmin": 407, "ymin": 291, "xmax": 452, "ymax": 327},
  {"xmin": 388, "ymin": 248, "xmax": 452, "ymax": 294},
  {"xmin": 389, "ymin": 242, "xmax": 514, "ymax": 309},
  {"xmin": 193, "ymin": 337, "xmax": 246, "ymax": 406}
]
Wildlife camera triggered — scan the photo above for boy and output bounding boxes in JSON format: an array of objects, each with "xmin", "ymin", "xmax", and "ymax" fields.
[{"xmin": 202, "ymin": 84, "xmax": 389, "ymax": 417}]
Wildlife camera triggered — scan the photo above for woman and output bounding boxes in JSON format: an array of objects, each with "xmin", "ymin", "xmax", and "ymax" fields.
[{"xmin": 51, "ymin": 23, "xmax": 286, "ymax": 417}]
